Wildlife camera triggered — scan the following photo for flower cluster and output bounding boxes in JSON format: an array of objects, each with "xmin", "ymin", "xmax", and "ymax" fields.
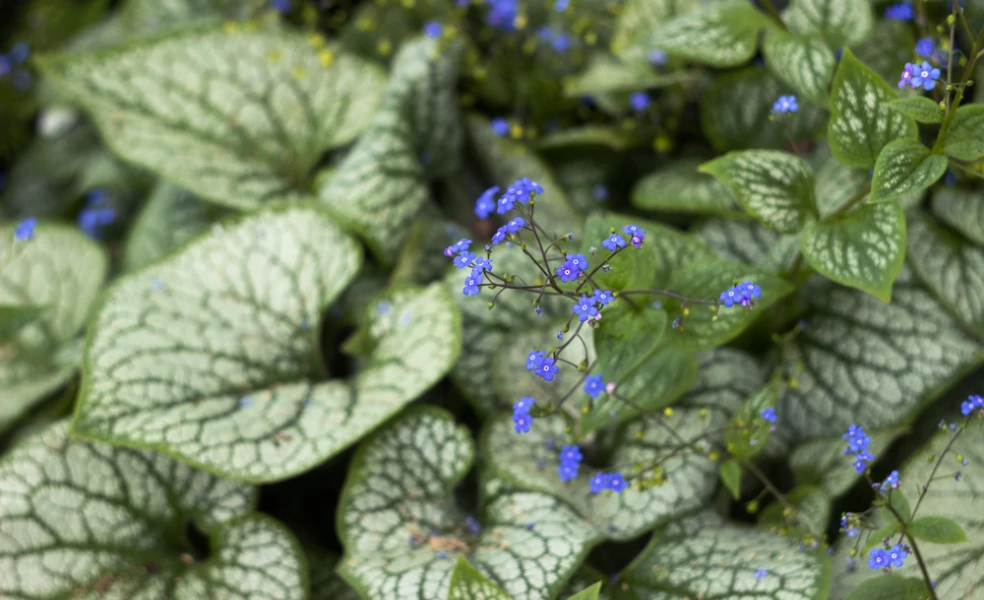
[
  {"xmin": 840, "ymin": 512, "xmax": 860, "ymax": 537},
  {"xmin": 474, "ymin": 185, "xmax": 499, "ymax": 218},
  {"xmin": 843, "ymin": 424, "xmax": 875, "ymax": 473},
  {"xmin": 961, "ymin": 394, "xmax": 984, "ymax": 416},
  {"xmin": 719, "ymin": 281, "xmax": 761, "ymax": 308},
  {"xmin": 899, "ymin": 61, "xmax": 940, "ymax": 91},
  {"xmin": 556, "ymin": 252, "xmax": 589, "ymax": 283},
  {"xmin": 759, "ymin": 407, "xmax": 777, "ymax": 424},
  {"xmin": 868, "ymin": 544, "xmax": 907, "ymax": 571},
  {"xmin": 771, "ymin": 95, "xmax": 798, "ymax": 114},
  {"xmin": 915, "ymin": 37, "xmax": 936, "ymax": 59},
  {"xmin": 513, "ymin": 397, "xmax": 535, "ymax": 433},
  {"xmin": 589, "ymin": 471, "xmax": 628, "ymax": 494},
  {"xmin": 486, "ymin": 0, "xmax": 519, "ymax": 31},
  {"xmin": 884, "ymin": 2, "xmax": 914, "ymax": 21},
  {"xmin": 880, "ymin": 470, "xmax": 900, "ymax": 493},
  {"xmin": 496, "ymin": 177, "xmax": 543, "ymax": 214},
  {"xmin": 557, "ymin": 445, "xmax": 582, "ymax": 482}
]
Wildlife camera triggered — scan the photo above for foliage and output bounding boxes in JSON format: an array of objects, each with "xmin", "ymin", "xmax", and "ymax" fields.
[{"xmin": 2, "ymin": 1, "xmax": 984, "ymax": 599}]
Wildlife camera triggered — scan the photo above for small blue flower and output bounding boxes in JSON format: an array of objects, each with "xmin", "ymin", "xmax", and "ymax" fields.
[
  {"xmin": 13, "ymin": 217, "xmax": 36, "ymax": 241},
  {"xmin": 881, "ymin": 470, "xmax": 900, "ymax": 492},
  {"xmin": 590, "ymin": 472, "xmax": 609, "ymax": 494},
  {"xmin": 463, "ymin": 516, "xmax": 482, "ymax": 535},
  {"xmin": 454, "ymin": 252, "xmax": 476, "ymax": 269},
  {"xmin": 602, "ymin": 233, "xmax": 626, "ymax": 252},
  {"xmin": 474, "ymin": 256, "xmax": 493, "ymax": 272},
  {"xmin": 513, "ymin": 411, "xmax": 532, "ymax": 433},
  {"xmin": 961, "ymin": 394, "xmax": 984, "ymax": 415},
  {"xmin": 0, "ymin": 55, "xmax": 10, "ymax": 77},
  {"xmin": 463, "ymin": 274, "xmax": 481, "ymax": 296},
  {"xmin": 526, "ymin": 351, "xmax": 545, "ymax": 371},
  {"xmin": 486, "ymin": 0, "xmax": 519, "ymax": 30},
  {"xmin": 583, "ymin": 375, "xmax": 605, "ymax": 399},
  {"xmin": 772, "ymin": 95, "xmax": 798, "ymax": 114},
  {"xmin": 556, "ymin": 262, "xmax": 579, "ymax": 283},
  {"xmin": 572, "ymin": 295, "xmax": 599, "ymax": 322},
  {"xmin": 557, "ymin": 462, "xmax": 579, "ymax": 482},
  {"xmin": 566, "ymin": 253, "xmax": 589, "ymax": 271},
  {"xmin": 444, "ymin": 238, "xmax": 472, "ymax": 257},
  {"xmin": 268, "ymin": 0, "xmax": 292, "ymax": 13},
  {"xmin": 607, "ymin": 472, "xmax": 627, "ymax": 493},
  {"xmin": 887, "ymin": 544, "xmax": 907, "ymax": 568},
  {"xmin": 884, "ymin": 2, "xmax": 914, "ymax": 21},
  {"xmin": 9, "ymin": 42, "xmax": 29, "ymax": 64},
  {"xmin": 474, "ymin": 186, "xmax": 499, "ymax": 219},
  {"xmin": 910, "ymin": 61, "xmax": 941, "ymax": 91},
  {"xmin": 534, "ymin": 355, "xmax": 559, "ymax": 381},
  {"xmin": 423, "ymin": 21, "xmax": 443, "ymax": 38},
  {"xmin": 648, "ymin": 49, "xmax": 668, "ymax": 66},
  {"xmin": 630, "ymin": 91, "xmax": 650, "ymax": 112},
  {"xmin": 559, "ymin": 445, "xmax": 582, "ymax": 464},
  {"xmin": 491, "ymin": 118, "xmax": 510, "ymax": 137},
  {"xmin": 868, "ymin": 548, "xmax": 888, "ymax": 570},
  {"xmin": 497, "ymin": 178, "xmax": 544, "ymax": 214},
  {"xmin": 514, "ymin": 397, "xmax": 535, "ymax": 413},
  {"xmin": 760, "ymin": 407, "xmax": 777, "ymax": 423},
  {"xmin": 754, "ymin": 568, "xmax": 768, "ymax": 580},
  {"xmin": 555, "ymin": 0, "xmax": 569, "ymax": 11},
  {"xmin": 840, "ymin": 513, "xmax": 860, "ymax": 537},
  {"xmin": 622, "ymin": 224, "xmax": 646, "ymax": 247},
  {"xmin": 491, "ymin": 226, "xmax": 508, "ymax": 246},
  {"xmin": 842, "ymin": 424, "xmax": 871, "ymax": 454},
  {"xmin": 593, "ymin": 184, "xmax": 609, "ymax": 202},
  {"xmin": 505, "ymin": 217, "xmax": 526, "ymax": 233},
  {"xmin": 915, "ymin": 37, "xmax": 936, "ymax": 58},
  {"xmin": 898, "ymin": 62, "xmax": 918, "ymax": 89},
  {"xmin": 593, "ymin": 289, "xmax": 614, "ymax": 305},
  {"xmin": 78, "ymin": 191, "xmax": 116, "ymax": 239}
]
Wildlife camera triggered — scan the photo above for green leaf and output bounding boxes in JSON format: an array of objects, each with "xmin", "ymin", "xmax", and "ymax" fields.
[
  {"xmin": 0, "ymin": 304, "xmax": 45, "ymax": 341},
  {"xmin": 782, "ymin": 0, "xmax": 873, "ymax": 48},
  {"xmin": 944, "ymin": 104, "xmax": 984, "ymax": 160},
  {"xmin": 854, "ymin": 20, "xmax": 917, "ymax": 84},
  {"xmin": 39, "ymin": 25, "xmax": 386, "ymax": 210},
  {"xmin": 578, "ymin": 213, "xmax": 657, "ymax": 291},
  {"xmin": 777, "ymin": 269, "xmax": 982, "ymax": 441},
  {"xmin": 124, "ymin": 182, "xmax": 226, "ymax": 271},
  {"xmin": 631, "ymin": 159, "xmax": 742, "ymax": 216},
  {"xmin": 701, "ymin": 67, "xmax": 826, "ymax": 151},
  {"xmin": 694, "ymin": 219, "xmax": 800, "ymax": 274},
  {"xmin": 870, "ymin": 140, "xmax": 947, "ymax": 204},
  {"xmin": 338, "ymin": 408, "xmax": 600, "ymax": 600},
  {"xmin": 909, "ymin": 516, "xmax": 970, "ymax": 544},
  {"xmin": 73, "ymin": 205, "xmax": 461, "ymax": 482},
  {"xmin": 318, "ymin": 38, "xmax": 462, "ymax": 264},
  {"xmin": 800, "ymin": 202, "xmax": 906, "ymax": 301},
  {"xmin": 566, "ymin": 582, "xmax": 602, "ymax": 600},
  {"xmin": 447, "ymin": 558, "xmax": 512, "ymax": 600},
  {"xmin": 931, "ymin": 187, "xmax": 984, "ymax": 246},
  {"xmin": 790, "ymin": 428, "xmax": 904, "ymax": 497},
  {"xmin": 642, "ymin": 220, "xmax": 718, "ymax": 288},
  {"xmin": 845, "ymin": 576, "xmax": 930, "ymax": 600},
  {"xmin": 725, "ymin": 384, "xmax": 780, "ymax": 460},
  {"xmin": 907, "ymin": 213, "xmax": 984, "ymax": 336},
  {"xmin": 308, "ymin": 548, "xmax": 360, "ymax": 600},
  {"xmin": 632, "ymin": 0, "xmax": 773, "ymax": 67},
  {"xmin": 563, "ymin": 52, "xmax": 697, "ymax": 97},
  {"xmin": 120, "ymin": 0, "xmax": 245, "ymax": 35},
  {"xmin": 879, "ymin": 490, "xmax": 912, "ymax": 524},
  {"xmin": 887, "ymin": 96, "xmax": 945, "ymax": 123},
  {"xmin": 863, "ymin": 524, "xmax": 903, "ymax": 552},
  {"xmin": 618, "ymin": 511, "xmax": 831, "ymax": 599},
  {"xmin": 1, "ymin": 222, "xmax": 108, "ymax": 434},
  {"xmin": 484, "ymin": 409, "xmax": 720, "ymax": 541},
  {"xmin": 828, "ymin": 48, "xmax": 918, "ymax": 168},
  {"xmin": 762, "ymin": 31, "xmax": 835, "ymax": 106},
  {"xmin": 610, "ymin": 0, "xmax": 704, "ymax": 54},
  {"xmin": 720, "ymin": 459, "xmax": 743, "ymax": 500},
  {"xmin": 813, "ymin": 148, "xmax": 872, "ymax": 218},
  {"xmin": 0, "ymin": 421, "xmax": 306, "ymax": 599},
  {"xmin": 759, "ymin": 485, "xmax": 831, "ymax": 537},
  {"xmin": 663, "ymin": 259, "xmax": 796, "ymax": 351},
  {"xmin": 700, "ymin": 150, "xmax": 816, "ymax": 233}
]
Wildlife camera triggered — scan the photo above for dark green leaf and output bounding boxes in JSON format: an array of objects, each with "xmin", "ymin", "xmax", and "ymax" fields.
[
  {"xmin": 870, "ymin": 140, "xmax": 947, "ymax": 204},
  {"xmin": 879, "ymin": 490, "xmax": 912, "ymax": 524},
  {"xmin": 694, "ymin": 219, "xmax": 799, "ymax": 273},
  {"xmin": 631, "ymin": 159, "xmax": 741, "ymax": 216},
  {"xmin": 828, "ymin": 48, "xmax": 917, "ymax": 168},
  {"xmin": 887, "ymin": 97, "xmax": 945, "ymax": 123},
  {"xmin": 944, "ymin": 104, "xmax": 984, "ymax": 160},
  {"xmin": 931, "ymin": 187, "xmax": 984, "ymax": 246},
  {"xmin": 720, "ymin": 459, "xmax": 742, "ymax": 500},
  {"xmin": 447, "ymin": 558, "xmax": 511, "ymax": 600},
  {"xmin": 725, "ymin": 384, "xmax": 780, "ymax": 460},
  {"xmin": 566, "ymin": 582, "xmax": 602, "ymax": 600},
  {"xmin": 758, "ymin": 485, "xmax": 831, "ymax": 536},
  {"xmin": 578, "ymin": 213, "xmax": 657, "ymax": 291},
  {"xmin": 783, "ymin": 0, "xmax": 873, "ymax": 48},
  {"xmin": 845, "ymin": 576, "xmax": 930, "ymax": 600},
  {"xmin": 909, "ymin": 516, "xmax": 970, "ymax": 544}
]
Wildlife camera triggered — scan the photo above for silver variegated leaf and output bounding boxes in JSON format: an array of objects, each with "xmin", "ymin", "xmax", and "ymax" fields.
[
  {"xmin": 447, "ymin": 557, "xmax": 512, "ymax": 600},
  {"xmin": 869, "ymin": 140, "xmax": 947, "ymax": 203},
  {"xmin": 694, "ymin": 218, "xmax": 800, "ymax": 273},
  {"xmin": 39, "ymin": 26, "xmax": 387, "ymax": 210},
  {"xmin": 944, "ymin": 104, "xmax": 984, "ymax": 161},
  {"xmin": 790, "ymin": 428, "xmax": 905, "ymax": 497},
  {"xmin": 308, "ymin": 548, "xmax": 360, "ymax": 600},
  {"xmin": 73, "ymin": 205, "xmax": 461, "ymax": 482},
  {"xmin": 800, "ymin": 202, "xmax": 906, "ymax": 302},
  {"xmin": 1, "ymin": 222, "xmax": 108, "ymax": 433},
  {"xmin": 337, "ymin": 408, "xmax": 600, "ymax": 600},
  {"xmin": 609, "ymin": 0, "xmax": 705, "ymax": 55},
  {"xmin": 777, "ymin": 269, "xmax": 982, "ymax": 441},
  {"xmin": 813, "ymin": 150, "xmax": 871, "ymax": 218},
  {"xmin": 932, "ymin": 187, "xmax": 984, "ymax": 247},
  {"xmin": 907, "ymin": 213, "xmax": 984, "ymax": 337},
  {"xmin": 319, "ymin": 38, "xmax": 462, "ymax": 264},
  {"xmin": 828, "ymin": 48, "xmax": 917, "ymax": 168},
  {"xmin": 631, "ymin": 159, "xmax": 741, "ymax": 217},
  {"xmin": 618, "ymin": 511, "xmax": 830, "ymax": 599},
  {"xmin": 0, "ymin": 421, "xmax": 306, "ymax": 600},
  {"xmin": 783, "ymin": 0, "xmax": 873, "ymax": 48},
  {"xmin": 763, "ymin": 30, "xmax": 834, "ymax": 106},
  {"xmin": 120, "ymin": 0, "xmax": 245, "ymax": 35}
]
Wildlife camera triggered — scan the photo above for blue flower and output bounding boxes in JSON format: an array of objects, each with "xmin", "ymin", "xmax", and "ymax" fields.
[
  {"xmin": 566, "ymin": 253, "xmax": 589, "ymax": 271},
  {"xmin": 454, "ymin": 252, "xmax": 476, "ymax": 269},
  {"xmin": 514, "ymin": 397, "xmax": 535, "ymax": 413},
  {"xmin": 555, "ymin": 0, "xmax": 569, "ymax": 11},
  {"xmin": 573, "ymin": 295, "xmax": 599, "ymax": 322},
  {"xmin": 78, "ymin": 190, "xmax": 116, "ymax": 239},
  {"xmin": 513, "ymin": 411, "xmax": 532, "ymax": 433},
  {"xmin": 463, "ymin": 516, "xmax": 482, "ymax": 535},
  {"xmin": 607, "ymin": 472, "xmax": 627, "ymax": 493},
  {"xmin": 868, "ymin": 549, "xmax": 888, "ymax": 570},
  {"xmin": 557, "ymin": 445, "xmax": 582, "ymax": 482},
  {"xmin": 910, "ymin": 61, "xmax": 941, "ymax": 91},
  {"xmin": 840, "ymin": 513, "xmax": 860, "ymax": 537},
  {"xmin": 557, "ymin": 462, "xmax": 579, "ymax": 482},
  {"xmin": 505, "ymin": 217, "xmax": 526, "ymax": 233},
  {"xmin": 881, "ymin": 470, "xmax": 900, "ymax": 492},
  {"xmin": 884, "ymin": 2, "xmax": 914, "ymax": 21},
  {"xmin": 13, "ymin": 217, "xmax": 36, "ymax": 241},
  {"xmin": 486, "ymin": 0, "xmax": 519, "ymax": 30},
  {"xmin": 556, "ymin": 262, "xmax": 579, "ymax": 283},
  {"xmin": 463, "ymin": 273, "xmax": 482, "ymax": 296},
  {"xmin": 9, "ymin": 42, "xmax": 29, "ymax": 64},
  {"xmin": 887, "ymin": 544, "xmax": 907, "ymax": 568},
  {"xmin": 491, "ymin": 226, "xmax": 508, "ymax": 246},
  {"xmin": 497, "ymin": 178, "xmax": 544, "ymax": 214},
  {"xmin": 583, "ymin": 375, "xmax": 605, "ymax": 399},
  {"xmin": 593, "ymin": 289, "xmax": 614, "ymax": 305},
  {"xmin": 474, "ymin": 256, "xmax": 493, "ymax": 272},
  {"xmin": 526, "ymin": 350, "xmax": 545, "ymax": 371},
  {"xmin": 491, "ymin": 118, "xmax": 510, "ymax": 137},
  {"xmin": 475, "ymin": 186, "xmax": 499, "ymax": 219},
  {"xmin": 590, "ymin": 472, "xmax": 609, "ymax": 494},
  {"xmin": 961, "ymin": 394, "xmax": 984, "ymax": 415},
  {"xmin": 0, "ymin": 55, "xmax": 10, "ymax": 78},
  {"xmin": 623, "ymin": 224, "xmax": 646, "ymax": 247},
  {"xmin": 589, "ymin": 471, "xmax": 628, "ymax": 494},
  {"xmin": 593, "ymin": 184, "xmax": 609, "ymax": 202},
  {"xmin": 915, "ymin": 37, "xmax": 936, "ymax": 58},
  {"xmin": 842, "ymin": 424, "xmax": 871, "ymax": 454},
  {"xmin": 423, "ymin": 21, "xmax": 443, "ymax": 38},
  {"xmin": 648, "ymin": 49, "xmax": 668, "ymax": 66},
  {"xmin": 534, "ymin": 355, "xmax": 559, "ymax": 381},
  {"xmin": 444, "ymin": 238, "xmax": 472, "ymax": 257},
  {"xmin": 719, "ymin": 281, "xmax": 762, "ymax": 308},
  {"xmin": 268, "ymin": 0, "xmax": 292, "ymax": 13},
  {"xmin": 772, "ymin": 95, "xmax": 798, "ymax": 114},
  {"xmin": 602, "ymin": 233, "xmax": 626, "ymax": 252},
  {"xmin": 754, "ymin": 568, "xmax": 768, "ymax": 580},
  {"xmin": 630, "ymin": 91, "xmax": 650, "ymax": 112},
  {"xmin": 898, "ymin": 62, "xmax": 918, "ymax": 89},
  {"xmin": 760, "ymin": 407, "xmax": 777, "ymax": 423}
]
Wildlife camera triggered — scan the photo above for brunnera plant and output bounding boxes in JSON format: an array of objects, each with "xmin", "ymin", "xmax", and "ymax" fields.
[{"xmin": 1, "ymin": 0, "xmax": 984, "ymax": 599}]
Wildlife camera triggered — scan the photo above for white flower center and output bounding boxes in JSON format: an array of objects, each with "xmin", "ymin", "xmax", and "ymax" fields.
[{"xmin": 921, "ymin": 70, "xmax": 929, "ymax": 77}]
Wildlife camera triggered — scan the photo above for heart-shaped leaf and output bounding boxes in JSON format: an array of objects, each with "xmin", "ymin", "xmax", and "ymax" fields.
[
  {"xmin": 1, "ymin": 222, "xmax": 108, "ymax": 433},
  {"xmin": 448, "ymin": 557, "xmax": 512, "ymax": 600},
  {"xmin": 763, "ymin": 31, "xmax": 835, "ymax": 105},
  {"xmin": 931, "ymin": 187, "xmax": 984, "ymax": 246},
  {"xmin": 694, "ymin": 219, "xmax": 800, "ymax": 273},
  {"xmin": 800, "ymin": 202, "xmax": 906, "ymax": 301},
  {"xmin": 701, "ymin": 150, "xmax": 817, "ymax": 233},
  {"xmin": 777, "ymin": 270, "xmax": 982, "ymax": 441},
  {"xmin": 124, "ymin": 182, "xmax": 226, "ymax": 271},
  {"xmin": 337, "ymin": 408, "xmax": 600, "ymax": 600},
  {"xmin": 828, "ymin": 48, "xmax": 917, "ymax": 168},
  {"xmin": 73, "ymin": 204, "xmax": 461, "ymax": 482},
  {"xmin": 318, "ymin": 38, "xmax": 462, "ymax": 264},
  {"xmin": 907, "ymin": 213, "xmax": 984, "ymax": 337},
  {"xmin": 631, "ymin": 159, "xmax": 741, "ymax": 217},
  {"xmin": 39, "ymin": 25, "xmax": 387, "ymax": 210},
  {"xmin": 870, "ymin": 140, "xmax": 947, "ymax": 204},
  {"xmin": 617, "ymin": 511, "xmax": 830, "ymax": 599},
  {"xmin": 632, "ymin": 0, "xmax": 773, "ymax": 67},
  {"xmin": 0, "ymin": 421, "xmax": 306, "ymax": 599},
  {"xmin": 782, "ymin": 0, "xmax": 873, "ymax": 48},
  {"xmin": 944, "ymin": 104, "xmax": 984, "ymax": 161}
]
